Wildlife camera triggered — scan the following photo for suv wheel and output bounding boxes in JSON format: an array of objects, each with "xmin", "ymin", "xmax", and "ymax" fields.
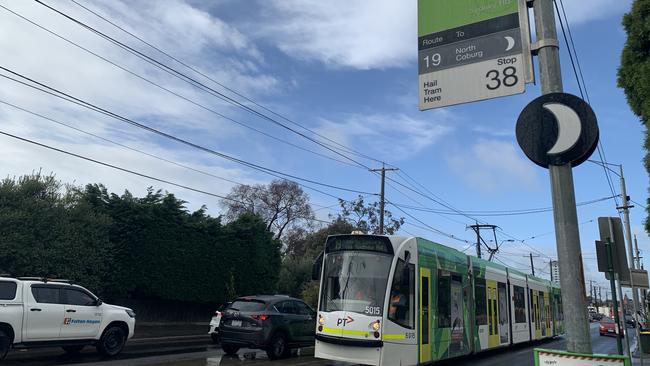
[
  {"xmin": 97, "ymin": 326, "xmax": 126, "ymax": 357},
  {"xmin": 266, "ymin": 333, "xmax": 290, "ymax": 360},
  {"xmin": 222, "ymin": 343, "xmax": 239, "ymax": 355},
  {"xmin": 62, "ymin": 345, "xmax": 84, "ymax": 354},
  {"xmin": 0, "ymin": 330, "xmax": 10, "ymax": 360}
]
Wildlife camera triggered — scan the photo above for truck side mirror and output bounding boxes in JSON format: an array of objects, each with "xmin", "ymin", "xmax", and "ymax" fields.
[
  {"xmin": 312, "ymin": 251, "xmax": 324, "ymax": 281},
  {"xmin": 95, "ymin": 299, "xmax": 103, "ymax": 306}
]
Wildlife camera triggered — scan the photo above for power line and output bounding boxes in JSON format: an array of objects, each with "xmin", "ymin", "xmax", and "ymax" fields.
[
  {"xmin": 1, "ymin": 3, "xmax": 365, "ymax": 170},
  {"xmin": 392, "ymin": 195, "xmax": 617, "ymax": 216},
  {"xmin": 30, "ymin": 0, "xmax": 380, "ymax": 171},
  {"xmin": 66, "ymin": 0, "xmax": 385, "ymax": 166},
  {"xmin": 386, "ymin": 201, "xmax": 470, "ymax": 244},
  {"xmin": 0, "ymin": 66, "xmax": 375, "ymax": 197},
  {"xmin": 0, "ymin": 98, "xmax": 356, "ymax": 209},
  {"xmin": 0, "ymin": 129, "xmax": 337, "ymax": 225}
]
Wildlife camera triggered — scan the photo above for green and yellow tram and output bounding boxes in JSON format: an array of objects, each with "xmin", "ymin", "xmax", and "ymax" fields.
[{"xmin": 314, "ymin": 234, "xmax": 563, "ymax": 366}]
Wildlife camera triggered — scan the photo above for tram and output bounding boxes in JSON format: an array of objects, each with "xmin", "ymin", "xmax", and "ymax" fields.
[{"xmin": 313, "ymin": 234, "xmax": 563, "ymax": 366}]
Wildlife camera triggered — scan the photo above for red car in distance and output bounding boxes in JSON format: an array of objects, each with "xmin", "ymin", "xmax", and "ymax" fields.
[{"xmin": 599, "ymin": 317, "xmax": 623, "ymax": 337}]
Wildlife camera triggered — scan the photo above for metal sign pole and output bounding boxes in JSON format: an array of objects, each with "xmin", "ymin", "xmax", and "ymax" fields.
[
  {"xmin": 608, "ymin": 237, "xmax": 625, "ymax": 355},
  {"xmin": 532, "ymin": 0, "xmax": 592, "ymax": 354}
]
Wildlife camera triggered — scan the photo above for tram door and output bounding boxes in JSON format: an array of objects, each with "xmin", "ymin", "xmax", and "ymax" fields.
[
  {"xmin": 420, "ymin": 268, "xmax": 431, "ymax": 364},
  {"xmin": 487, "ymin": 281, "xmax": 499, "ymax": 347}
]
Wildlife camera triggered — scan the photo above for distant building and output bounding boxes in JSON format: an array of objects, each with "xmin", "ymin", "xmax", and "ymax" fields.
[{"xmin": 550, "ymin": 260, "xmax": 560, "ymax": 284}]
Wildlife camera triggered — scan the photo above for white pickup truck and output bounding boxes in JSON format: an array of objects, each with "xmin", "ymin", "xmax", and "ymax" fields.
[{"xmin": 0, "ymin": 277, "xmax": 136, "ymax": 360}]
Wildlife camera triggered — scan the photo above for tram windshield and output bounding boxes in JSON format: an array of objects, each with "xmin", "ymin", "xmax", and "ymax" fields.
[{"xmin": 320, "ymin": 251, "xmax": 392, "ymax": 316}]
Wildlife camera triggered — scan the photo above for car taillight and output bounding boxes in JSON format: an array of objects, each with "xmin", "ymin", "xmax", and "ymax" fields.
[{"xmin": 252, "ymin": 314, "xmax": 269, "ymax": 321}]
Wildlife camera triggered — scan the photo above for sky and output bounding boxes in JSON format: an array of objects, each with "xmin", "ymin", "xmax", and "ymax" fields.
[{"xmin": 0, "ymin": 0, "xmax": 643, "ymax": 293}]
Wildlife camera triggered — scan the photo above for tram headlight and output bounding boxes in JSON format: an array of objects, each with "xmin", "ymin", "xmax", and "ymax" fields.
[
  {"xmin": 370, "ymin": 320, "xmax": 381, "ymax": 331},
  {"xmin": 318, "ymin": 314, "xmax": 325, "ymax": 326}
]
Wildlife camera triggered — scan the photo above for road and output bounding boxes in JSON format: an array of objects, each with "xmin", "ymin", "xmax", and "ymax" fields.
[{"xmin": 2, "ymin": 323, "xmax": 636, "ymax": 366}]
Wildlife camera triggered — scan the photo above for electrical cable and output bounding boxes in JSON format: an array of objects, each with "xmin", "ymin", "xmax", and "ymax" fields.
[
  {"xmin": 66, "ymin": 0, "xmax": 386, "ymax": 166},
  {"xmin": 29, "ymin": 0, "xmax": 375, "ymax": 171},
  {"xmin": 0, "ymin": 128, "xmax": 338, "ymax": 225},
  {"xmin": 0, "ymin": 5, "xmax": 366, "ymax": 169},
  {"xmin": 0, "ymin": 67, "xmax": 375, "ymax": 197}
]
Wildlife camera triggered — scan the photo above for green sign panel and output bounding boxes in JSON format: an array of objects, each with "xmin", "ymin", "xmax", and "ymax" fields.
[
  {"xmin": 418, "ymin": 0, "xmax": 518, "ymax": 37},
  {"xmin": 417, "ymin": 0, "xmax": 532, "ymax": 110}
]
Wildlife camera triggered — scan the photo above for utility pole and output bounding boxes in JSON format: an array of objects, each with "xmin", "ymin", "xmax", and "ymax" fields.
[
  {"xmin": 618, "ymin": 165, "xmax": 641, "ymax": 313},
  {"xmin": 589, "ymin": 280, "xmax": 594, "ymax": 306},
  {"xmin": 635, "ymin": 234, "xmax": 642, "ymax": 271},
  {"xmin": 526, "ymin": 253, "xmax": 540, "ymax": 276},
  {"xmin": 533, "ymin": 0, "xmax": 592, "ymax": 353},
  {"xmin": 369, "ymin": 164, "xmax": 398, "ymax": 235}
]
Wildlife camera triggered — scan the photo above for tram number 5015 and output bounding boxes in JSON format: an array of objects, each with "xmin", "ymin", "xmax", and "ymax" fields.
[
  {"xmin": 485, "ymin": 66, "xmax": 519, "ymax": 90},
  {"xmin": 365, "ymin": 306, "xmax": 381, "ymax": 315}
]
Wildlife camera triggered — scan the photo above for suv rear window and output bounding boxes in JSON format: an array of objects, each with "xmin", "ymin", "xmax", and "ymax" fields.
[
  {"xmin": 0, "ymin": 281, "xmax": 17, "ymax": 300},
  {"xmin": 230, "ymin": 300, "xmax": 266, "ymax": 312}
]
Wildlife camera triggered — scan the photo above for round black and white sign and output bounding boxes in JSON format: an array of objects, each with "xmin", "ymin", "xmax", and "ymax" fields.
[{"xmin": 516, "ymin": 93, "xmax": 599, "ymax": 168}]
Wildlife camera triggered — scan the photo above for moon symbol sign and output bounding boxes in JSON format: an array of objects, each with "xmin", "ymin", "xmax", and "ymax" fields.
[
  {"xmin": 543, "ymin": 103, "xmax": 582, "ymax": 155},
  {"xmin": 505, "ymin": 36, "xmax": 515, "ymax": 51}
]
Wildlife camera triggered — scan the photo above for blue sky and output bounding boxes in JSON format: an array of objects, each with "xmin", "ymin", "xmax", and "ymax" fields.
[{"xmin": 0, "ymin": 0, "xmax": 642, "ymax": 290}]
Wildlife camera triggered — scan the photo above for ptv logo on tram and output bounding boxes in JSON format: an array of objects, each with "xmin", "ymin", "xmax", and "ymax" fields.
[{"xmin": 336, "ymin": 315, "xmax": 354, "ymax": 327}]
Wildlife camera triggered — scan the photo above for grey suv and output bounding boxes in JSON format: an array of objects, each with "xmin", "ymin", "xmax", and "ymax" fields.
[{"xmin": 219, "ymin": 295, "xmax": 316, "ymax": 359}]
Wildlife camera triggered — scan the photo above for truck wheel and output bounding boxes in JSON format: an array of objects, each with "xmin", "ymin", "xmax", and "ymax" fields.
[
  {"xmin": 62, "ymin": 345, "xmax": 84, "ymax": 354},
  {"xmin": 97, "ymin": 326, "xmax": 126, "ymax": 357},
  {"xmin": 266, "ymin": 333, "xmax": 290, "ymax": 360},
  {"xmin": 222, "ymin": 343, "xmax": 239, "ymax": 355},
  {"xmin": 0, "ymin": 330, "xmax": 9, "ymax": 360}
]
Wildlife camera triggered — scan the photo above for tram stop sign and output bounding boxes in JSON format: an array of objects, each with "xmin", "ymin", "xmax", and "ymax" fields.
[
  {"xmin": 516, "ymin": 93, "xmax": 599, "ymax": 168},
  {"xmin": 418, "ymin": 0, "xmax": 534, "ymax": 110}
]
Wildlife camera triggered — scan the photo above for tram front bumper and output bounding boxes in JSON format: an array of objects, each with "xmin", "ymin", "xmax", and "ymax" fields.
[{"xmin": 315, "ymin": 337, "xmax": 381, "ymax": 366}]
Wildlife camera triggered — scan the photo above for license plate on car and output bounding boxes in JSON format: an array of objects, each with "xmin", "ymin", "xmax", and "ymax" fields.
[
  {"xmin": 608, "ymin": 329, "xmax": 614, "ymax": 332},
  {"xmin": 232, "ymin": 320, "xmax": 242, "ymax": 327}
]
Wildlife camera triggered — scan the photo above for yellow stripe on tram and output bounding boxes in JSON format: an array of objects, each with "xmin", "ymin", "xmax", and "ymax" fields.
[
  {"xmin": 383, "ymin": 333, "xmax": 406, "ymax": 340},
  {"xmin": 320, "ymin": 328, "xmax": 371, "ymax": 337}
]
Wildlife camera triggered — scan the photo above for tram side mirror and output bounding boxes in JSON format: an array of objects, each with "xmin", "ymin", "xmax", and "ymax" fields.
[{"xmin": 312, "ymin": 251, "xmax": 324, "ymax": 281}]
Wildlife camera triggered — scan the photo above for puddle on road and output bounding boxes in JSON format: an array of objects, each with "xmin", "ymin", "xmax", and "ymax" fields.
[{"xmin": 142, "ymin": 348, "xmax": 352, "ymax": 366}]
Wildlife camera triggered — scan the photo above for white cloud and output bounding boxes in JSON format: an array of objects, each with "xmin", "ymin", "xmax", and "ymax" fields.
[
  {"xmin": 256, "ymin": 0, "xmax": 416, "ymax": 70},
  {"xmin": 446, "ymin": 139, "xmax": 540, "ymax": 193},
  {"xmin": 559, "ymin": 0, "xmax": 632, "ymax": 25},
  {"xmin": 316, "ymin": 110, "xmax": 454, "ymax": 160}
]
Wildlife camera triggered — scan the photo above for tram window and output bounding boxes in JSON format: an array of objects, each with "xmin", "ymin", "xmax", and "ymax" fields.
[
  {"xmin": 475, "ymin": 278, "xmax": 487, "ymax": 326},
  {"xmin": 529, "ymin": 289, "xmax": 534, "ymax": 323},
  {"xmin": 437, "ymin": 271, "xmax": 451, "ymax": 328},
  {"xmin": 388, "ymin": 259, "xmax": 415, "ymax": 328},
  {"xmin": 513, "ymin": 285, "xmax": 526, "ymax": 323}
]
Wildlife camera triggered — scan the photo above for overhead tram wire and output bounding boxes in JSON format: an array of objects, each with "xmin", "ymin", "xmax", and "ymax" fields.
[
  {"xmin": 0, "ymin": 67, "xmax": 375, "ymax": 198},
  {"xmin": 0, "ymin": 4, "xmax": 363, "ymax": 170},
  {"xmin": 0, "ymin": 98, "xmax": 357, "ymax": 211},
  {"xmin": 0, "ymin": 129, "xmax": 337, "ymax": 226},
  {"xmin": 29, "ymin": 1, "xmax": 375, "ymax": 170},
  {"xmin": 553, "ymin": 0, "xmax": 620, "ymax": 209},
  {"xmin": 386, "ymin": 201, "xmax": 471, "ymax": 244},
  {"xmin": 391, "ymin": 195, "xmax": 618, "ymax": 216},
  {"xmin": 65, "ymin": 0, "xmax": 385, "ymax": 166}
]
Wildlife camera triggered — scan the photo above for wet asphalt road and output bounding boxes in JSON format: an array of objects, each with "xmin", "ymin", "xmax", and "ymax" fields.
[{"xmin": 2, "ymin": 323, "xmax": 633, "ymax": 366}]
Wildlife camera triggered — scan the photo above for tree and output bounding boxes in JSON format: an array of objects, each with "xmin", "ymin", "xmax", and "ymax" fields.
[
  {"xmin": 335, "ymin": 195, "xmax": 404, "ymax": 235},
  {"xmin": 0, "ymin": 174, "xmax": 113, "ymax": 291},
  {"xmin": 618, "ymin": 0, "xmax": 650, "ymax": 231},
  {"xmin": 221, "ymin": 180, "xmax": 314, "ymax": 240}
]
